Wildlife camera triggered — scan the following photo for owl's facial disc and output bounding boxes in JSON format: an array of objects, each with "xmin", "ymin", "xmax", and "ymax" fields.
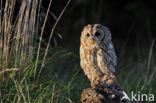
[{"xmin": 82, "ymin": 24, "xmax": 105, "ymax": 47}]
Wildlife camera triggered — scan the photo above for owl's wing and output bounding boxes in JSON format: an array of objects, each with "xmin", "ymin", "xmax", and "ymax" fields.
[
  {"xmin": 100, "ymin": 26, "xmax": 117, "ymax": 73},
  {"xmin": 107, "ymin": 42, "xmax": 117, "ymax": 66},
  {"xmin": 107, "ymin": 42, "xmax": 117, "ymax": 73},
  {"xmin": 100, "ymin": 41, "xmax": 117, "ymax": 73}
]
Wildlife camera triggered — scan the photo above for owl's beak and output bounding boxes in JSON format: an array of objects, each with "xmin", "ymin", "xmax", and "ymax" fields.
[{"xmin": 92, "ymin": 37, "xmax": 95, "ymax": 41}]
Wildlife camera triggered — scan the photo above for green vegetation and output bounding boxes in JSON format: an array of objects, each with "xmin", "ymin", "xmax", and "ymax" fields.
[{"xmin": 0, "ymin": 46, "xmax": 155, "ymax": 103}]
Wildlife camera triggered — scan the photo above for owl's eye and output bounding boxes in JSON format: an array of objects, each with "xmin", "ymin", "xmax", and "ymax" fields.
[
  {"xmin": 86, "ymin": 33, "xmax": 90, "ymax": 37},
  {"xmin": 95, "ymin": 31, "xmax": 101, "ymax": 37}
]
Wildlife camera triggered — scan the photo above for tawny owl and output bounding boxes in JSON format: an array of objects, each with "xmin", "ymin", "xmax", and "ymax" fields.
[{"xmin": 80, "ymin": 24, "xmax": 117, "ymax": 85}]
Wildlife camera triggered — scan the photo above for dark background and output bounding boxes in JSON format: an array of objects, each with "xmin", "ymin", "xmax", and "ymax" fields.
[{"xmin": 42, "ymin": 0, "xmax": 156, "ymax": 58}]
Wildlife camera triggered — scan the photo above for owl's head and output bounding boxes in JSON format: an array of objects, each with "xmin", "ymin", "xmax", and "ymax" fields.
[{"xmin": 81, "ymin": 24, "xmax": 111, "ymax": 48}]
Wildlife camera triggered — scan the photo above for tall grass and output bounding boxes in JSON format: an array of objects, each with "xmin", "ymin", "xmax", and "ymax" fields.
[
  {"xmin": 0, "ymin": 48, "xmax": 85, "ymax": 103},
  {"xmin": 35, "ymin": 0, "xmax": 71, "ymax": 77},
  {"xmin": 0, "ymin": 0, "xmax": 71, "ymax": 75},
  {"xmin": 0, "ymin": 0, "xmax": 74, "ymax": 102},
  {"xmin": 0, "ymin": 0, "xmax": 38, "ymax": 71}
]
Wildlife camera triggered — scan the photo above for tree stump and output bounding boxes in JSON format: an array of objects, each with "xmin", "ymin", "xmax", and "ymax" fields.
[{"xmin": 81, "ymin": 74, "xmax": 131, "ymax": 103}]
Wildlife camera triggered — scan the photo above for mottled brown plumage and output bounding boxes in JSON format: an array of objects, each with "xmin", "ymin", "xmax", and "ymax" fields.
[
  {"xmin": 81, "ymin": 88, "xmax": 104, "ymax": 103},
  {"xmin": 80, "ymin": 24, "xmax": 117, "ymax": 86}
]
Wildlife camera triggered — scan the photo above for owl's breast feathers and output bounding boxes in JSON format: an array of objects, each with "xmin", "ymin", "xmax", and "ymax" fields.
[
  {"xmin": 80, "ymin": 45, "xmax": 100, "ymax": 82},
  {"xmin": 80, "ymin": 42, "xmax": 116, "ymax": 83}
]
